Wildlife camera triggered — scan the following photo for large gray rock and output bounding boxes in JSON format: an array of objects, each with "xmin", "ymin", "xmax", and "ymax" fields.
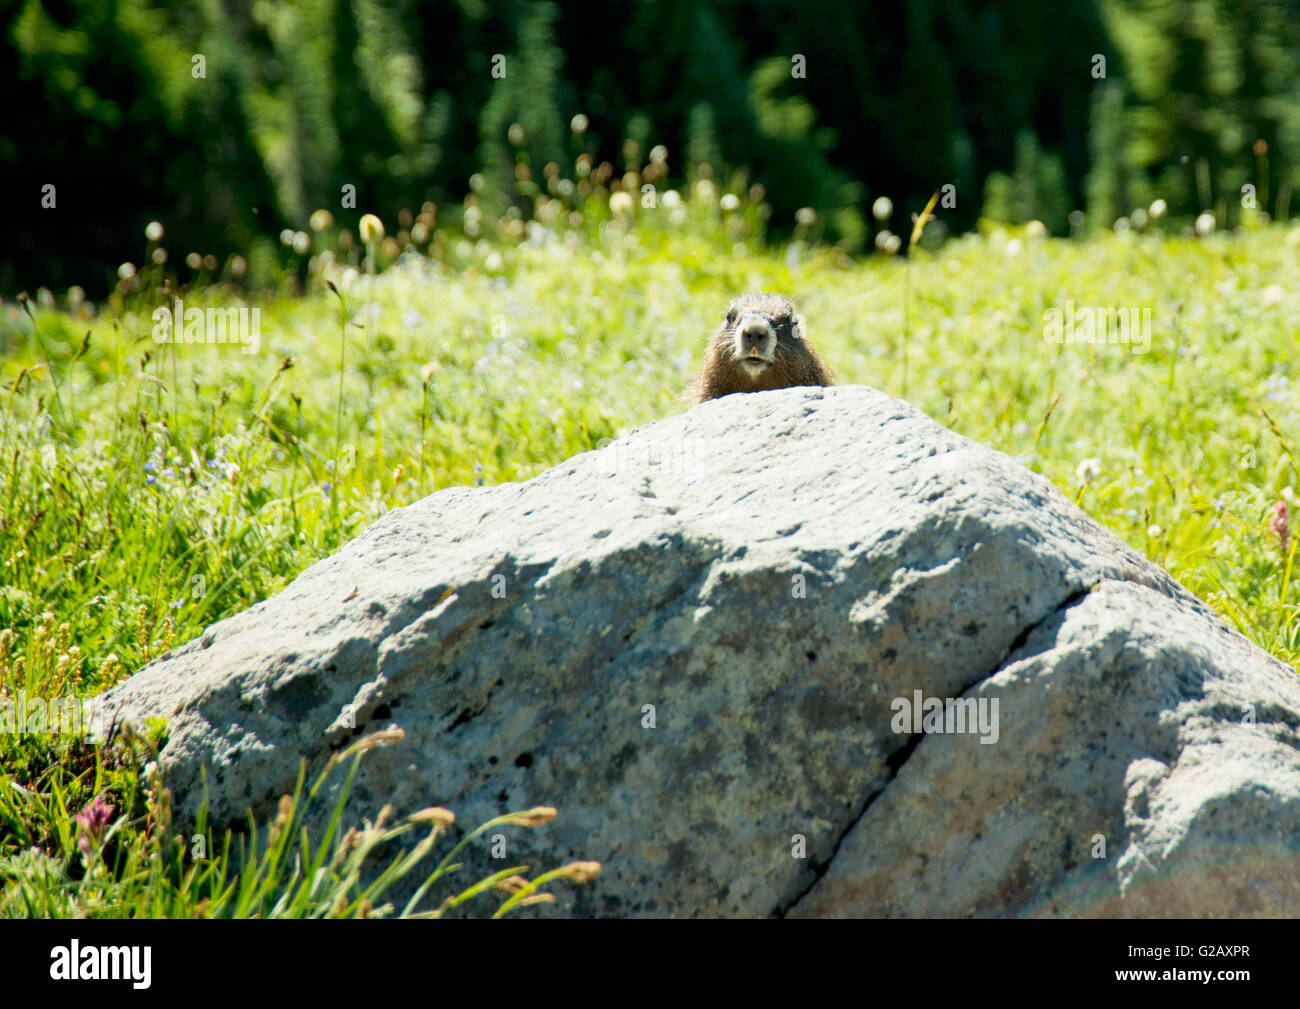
[{"xmin": 102, "ymin": 385, "xmax": 1300, "ymax": 917}]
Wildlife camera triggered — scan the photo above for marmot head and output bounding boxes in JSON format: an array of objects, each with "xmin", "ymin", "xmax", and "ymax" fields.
[
  {"xmin": 690, "ymin": 293, "xmax": 833, "ymax": 403},
  {"xmin": 722, "ymin": 293, "xmax": 802, "ymax": 378}
]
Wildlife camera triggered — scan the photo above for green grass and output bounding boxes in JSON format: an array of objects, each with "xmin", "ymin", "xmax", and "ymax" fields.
[
  {"xmin": 0, "ymin": 722, "xmax": 596, "ymax": 917},
  {"xmin": 1, "ymin": 173, "xmax": 1298, "ymax": 915}
]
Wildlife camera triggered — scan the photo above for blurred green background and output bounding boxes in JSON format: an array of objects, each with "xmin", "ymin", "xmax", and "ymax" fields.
[{"xmin": 5, "ymin": 0, "xmax": 1300, "ymax": 296}]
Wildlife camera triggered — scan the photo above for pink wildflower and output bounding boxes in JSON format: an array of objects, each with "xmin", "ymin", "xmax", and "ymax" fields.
[
  {"xmin": 75, "ymin": 795, "xmax": 114, "ymax": 854},
  {"xmin": 1269, "ymin": 501, "xmax": 1291, "ymax": 556}
]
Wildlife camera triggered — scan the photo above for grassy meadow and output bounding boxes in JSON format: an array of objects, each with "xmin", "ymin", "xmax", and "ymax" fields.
[{"xmin": 1, "ymin": 174, "xmax": 1298, "ymax": 916}]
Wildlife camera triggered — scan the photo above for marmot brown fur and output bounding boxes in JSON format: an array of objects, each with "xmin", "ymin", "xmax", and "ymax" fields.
[{"xmin": 689, "ymin": 293, "xmax": 834, "ymax": 404}]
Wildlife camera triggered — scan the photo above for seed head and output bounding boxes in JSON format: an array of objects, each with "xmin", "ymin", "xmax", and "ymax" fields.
[
  {"xmin": 503, "ymin": 806, "xmax": 557, "ymax": 827},
  {"xmin": 359, "ymin": 214, "xmax": 385, "ymax": 244},
  {"xmin": 557, "ymin": 860, "xmax": 602, "ymax": 883},
  {"xmin": 408, "ymin": 806, "xmax": 456, "ymax": 827}
]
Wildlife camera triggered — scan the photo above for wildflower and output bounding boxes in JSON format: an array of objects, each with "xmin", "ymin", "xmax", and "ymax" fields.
[
  {"xmin": 100, "ymin": 653, "xmax": 122, "ymax": 685},
  {"xmin": 145, "ymin": 221, "xmax": 164, "ymax": 242},
  {"xmin": 872, "ymin": 197, "xmax": 893, "ymax": 221},
  {"xmin": 1149, "ymin": 199, "xmax": 1167, "ymax": 219},
  {"xmin": 569, "ymin": 114, "xmax": 589, "ymax": 134},
  {"xmin": 1075, "ymin": 457, "xmax": 1103, "ymax": 485},
  {"xmin": 720, "ymin": 193, "xmax": 740, "ymax": 212},
  {"xmin": 1265, "ymin": 372, "xmax": 1290, "ymax": 403},
  {"xmin": 1195, "ymin": 211, "xmax": 1215, "ymax": 237},
  {"xmin": 1263, "ymin": 284, "xmax": 1286, "ymax": 306},
  {"xmin": 359, "ymin": 214, "xmax": 385, "ymax": 244},
  {"xmin": 75, "ymin": 796, "xmax": 114, "ymax": 855},
  {"xmin": 1270, "ymin": 501, "xmax": 1291, "ymax": 555},
  {"xmin": 321, "ymin": 482, "xmax": 332, "ymax": 498},
  {"xmin": 609, "ymin": 191, "xmax": 634, "ymax": 216},
  {"xmin": 1147, "ymin": 524, "xmax": 1162, "ymax": 538},
  {"xmin": 310, "ymin": 209, "xmax": 334, "ymax": 232}
]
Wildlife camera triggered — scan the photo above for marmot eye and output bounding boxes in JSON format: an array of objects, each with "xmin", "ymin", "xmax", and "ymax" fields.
[{"xmin": 726, "ymin": 310, "xmax": 737, "ymax": 324}]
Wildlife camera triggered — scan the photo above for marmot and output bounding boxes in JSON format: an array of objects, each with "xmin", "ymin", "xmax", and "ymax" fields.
[{"xmin": 689, "ymin": 293, "xmax": 834, "ymax": 403}]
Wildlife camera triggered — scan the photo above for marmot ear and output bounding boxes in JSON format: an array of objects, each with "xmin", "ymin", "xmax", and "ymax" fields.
[{"xmin": 791, "ymin": 316, "xmax": 805, "ymax": 340}]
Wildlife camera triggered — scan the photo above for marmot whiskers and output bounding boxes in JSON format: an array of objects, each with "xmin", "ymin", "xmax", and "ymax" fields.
[{"xmin": 689, "ymin": 293, "xmax": 834, "ymax": 404}]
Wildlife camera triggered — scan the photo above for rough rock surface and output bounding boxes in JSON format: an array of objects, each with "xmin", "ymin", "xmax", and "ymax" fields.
[{"xmin": 102, "ymin": 385, "xmax": 1300, "ymax": 917}]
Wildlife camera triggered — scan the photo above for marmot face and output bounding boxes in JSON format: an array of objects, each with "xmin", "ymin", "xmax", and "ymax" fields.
[{"xmin": 690, "ymin": 293, "xmax": 834, "ymax": 403}]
